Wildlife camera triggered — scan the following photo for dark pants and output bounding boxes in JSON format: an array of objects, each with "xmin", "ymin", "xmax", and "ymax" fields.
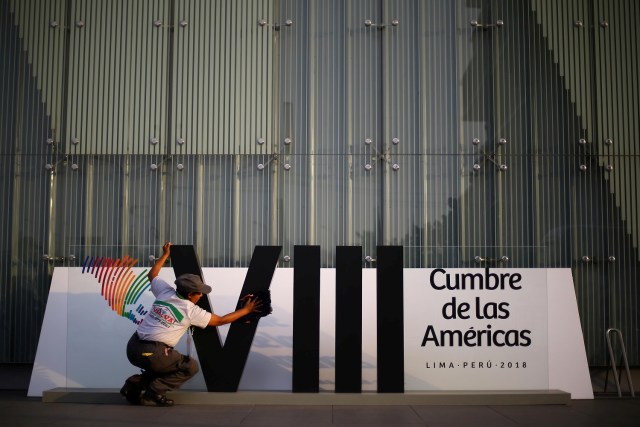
[{"xmin": 126, "ymin": 332, "xmax": 199, "ymax": 395}]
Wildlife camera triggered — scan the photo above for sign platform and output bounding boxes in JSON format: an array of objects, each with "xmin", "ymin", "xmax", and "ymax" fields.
[{"xmin": 43, "ymin": 388, "xmax": 571, "ymax": 405}]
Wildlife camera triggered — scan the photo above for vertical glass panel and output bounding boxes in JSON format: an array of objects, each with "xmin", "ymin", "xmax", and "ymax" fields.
[
  {"xmin": 172, "ymin": 0, "xmax": 274, "ymax": 155},
  {"xmin": 0, "ymin": 155, "xmax": 53, "ymax": 361},
  {"xmin": 2, "ymin": 0, "xmax": 67, "ymax": 361},
  {"xmin": 169, "ymin": 154, "xmax": 273, "ymax": 266},
  {"xmin": 593, "ymin": 0, "xmax": 640, "ymax": 264},
  {"xmin": 422, "ymin": 154, "xmax": 463, "ymax": 267},
  {"xmin": 8, "ymin": 0, "xmax": 66, "ymax": 155},
  {"xmin": 591, "ymin": 0, "xmax": 640, "ymax": 364},
  {"xmin": 56, "ymin": 155, "xmax": 165, "ymax": 249},
  {"xmin": 420, "ymin": 0, "xmax": 458, "ymax": 155},
  {"xmin": 458, "ymin": 0, "xmax": 495, "ymax": 156},
  {"xmin": 348, "ymin": 1, "xmax": 384, "ymax": 257},
  {"xmin": 66, "ymin": 0, "xmax": 170, "ymax": 155},
  {"xmin": 283, "ymin": 154, "xmax": 352, "ymax": 267},
  {"xmin": 192, "ymin": 156, "xmax": 238, "ymax": 265},
  {"xmin": 274, "ymin": 0, "xmax": 314, "ymax": 262}
]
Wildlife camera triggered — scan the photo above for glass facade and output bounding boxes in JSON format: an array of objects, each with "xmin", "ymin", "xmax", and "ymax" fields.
[{"xmin": 1, "ymin": 0, "xmax": 639, "ymax": 366}]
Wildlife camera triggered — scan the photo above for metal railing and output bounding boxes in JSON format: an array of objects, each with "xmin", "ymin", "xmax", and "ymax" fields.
[{"xmin": 604, "ymin": 328, "xmax": 635, "ymax": 397}]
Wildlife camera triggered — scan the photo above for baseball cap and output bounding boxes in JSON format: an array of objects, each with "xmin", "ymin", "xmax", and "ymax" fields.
[{"xmin": 174, "ymin": 274, "xmax": 212, "ymax": 294}]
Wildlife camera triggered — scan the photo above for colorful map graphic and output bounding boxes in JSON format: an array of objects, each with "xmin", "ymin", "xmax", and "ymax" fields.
[{"xmin": 82, "ymin": 255, "xmax": 150, "ymax": 324}]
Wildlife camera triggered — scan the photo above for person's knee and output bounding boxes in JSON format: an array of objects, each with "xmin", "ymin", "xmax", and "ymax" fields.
[{"xmin": 182, "ymin": 357, "xmax": 199, "ymax": 377}]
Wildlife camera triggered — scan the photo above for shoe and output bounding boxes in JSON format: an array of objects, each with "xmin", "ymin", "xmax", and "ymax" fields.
[
  {"xmin": 140, "ymin": 391, "xmax": 174, "ymax": 407},
  {"xmin": 119, "ymin": 375, "xmax": 144, "ymax": 405}
]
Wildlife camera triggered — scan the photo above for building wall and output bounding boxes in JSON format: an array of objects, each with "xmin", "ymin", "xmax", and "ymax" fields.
[{"xmin": 1, "ymin": 0, "xmax": 639, "ymax": 366}]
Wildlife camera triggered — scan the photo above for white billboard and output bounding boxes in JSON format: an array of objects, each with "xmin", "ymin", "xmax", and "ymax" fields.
[{"xmin": 28, "ymin": 267, "xmax": 592, "ymax": 398}]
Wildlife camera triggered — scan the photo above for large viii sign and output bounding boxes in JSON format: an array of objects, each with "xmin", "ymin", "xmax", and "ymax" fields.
[{"xmin": 28, "ymin": 245, "xmax": 592, "ymax": 398}]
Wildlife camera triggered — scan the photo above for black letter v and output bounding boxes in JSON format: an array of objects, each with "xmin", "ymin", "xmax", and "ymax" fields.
[{"xmin": 170, "ymin": 245, "xmax": 281, "ymax": 391}]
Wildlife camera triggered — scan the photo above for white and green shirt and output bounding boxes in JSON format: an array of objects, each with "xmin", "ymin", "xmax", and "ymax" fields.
[{"xmin": 136, "ymin": 276, "xmax": 212, "ymax": 347}]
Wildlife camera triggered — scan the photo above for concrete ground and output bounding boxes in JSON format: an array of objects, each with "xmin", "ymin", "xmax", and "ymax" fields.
[
  {"xmin": 3, "ymin": 364, "xmax": 640, "ymax": 426},
  {"xmin": 2, "ymin": 389, "xmax": 640, "ymax": 426}
]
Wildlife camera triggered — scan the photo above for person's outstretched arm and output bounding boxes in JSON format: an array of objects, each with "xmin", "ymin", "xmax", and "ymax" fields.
[
  {"xmin": 207, "ymin": 296, "xmax": 262, "ymax": 326},
  {"xmin": 148, "ymin": 242, "xmax": 172, "ymax": 281}
]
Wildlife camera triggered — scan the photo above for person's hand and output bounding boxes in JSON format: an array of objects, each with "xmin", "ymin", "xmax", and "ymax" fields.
[
  {"xmin": 162, "ymin": 242, "xmax": 172, "ymax": 256},
  {"xmin": 241, "ymin": 295, "xmax": 263, "ymax": 314}
]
